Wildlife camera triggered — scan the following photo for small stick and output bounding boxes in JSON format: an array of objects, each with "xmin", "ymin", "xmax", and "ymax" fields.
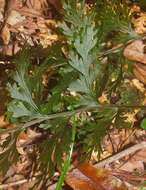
[
  {"xmin": 0, "ymin": 179, "xmax": 28, "ymax": 189},
  {"xmin": 95, "ymin": 141, "xmax": 146, "ymax": 167}
]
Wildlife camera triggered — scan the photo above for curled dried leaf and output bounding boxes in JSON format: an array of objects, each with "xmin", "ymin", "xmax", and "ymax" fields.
[
  {"xmin": 66, "ymin": 163, "xmax": 128, "ymax": 190},
  {"xmin": 124, "ymin": 40, "xmax": 146, "ymax": 84},
  {"xmin": 0, "ymin": 24, "xmax": 10, "ymax": 45},
  {"xmin": 134, "ymin": 63, "xmax": 146, "ymax": 84},
  {"xmin": 123, "ymin": 40, "xmax": 146, "ymax": 64}
]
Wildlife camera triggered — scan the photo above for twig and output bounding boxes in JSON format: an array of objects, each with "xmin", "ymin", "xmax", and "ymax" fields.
[
  {"xmin": 0, "ymin": 178, "xmax": 56, "ymax": 190},
  {"xmin": 0, "ymin": 179, "xmax": 28, "ymax": 189},
  {"xmin": 95, "ymin": 141, "xmax": 146, "ymax": 167}
]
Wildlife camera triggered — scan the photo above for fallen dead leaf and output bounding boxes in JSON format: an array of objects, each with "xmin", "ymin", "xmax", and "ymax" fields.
[
  {"xmin": 7, "ymin": 10, "xmax": 25, "ymax": 26},
  {"xmin": 98, "ymin": 93, "xmax": 109, "ymax": 104},
  {"xmin": 0, "ymin": 115, "xmax": 9, "ymax": 128},
  {"xmin": 132, "ymin": 12, "xmax": 146, "ymax": 34},
  {"xmin": 0, "ymin": 115, "xmax": 14, "ymax": 129},
  {"xmin": 134, "ymin": 63, "xmax": 146, "ymax": 84},
  {"xmin": 25, "ymin": 0, "xmax": 42, "ymax": 12},
  {"xmin": 119, "ymin": 148, "xmax": 146, "ymax": 172},
  {"xmin": 132, "ymin": 79, "xmax": 145, "ymax": 93},
  {"xmin": 123, "ymin": 40, "xmax": 146, "ymax": 64},
  {"xmin": 123, "ymin": 40, "xmax": 146, "ymax": 84},
  {"xmin": 0, "ymin": 0, "xmax": 5, "ymax": 21},
  {"xmin": 66, "ymin": 163, "xmax": 128, "ymax": 190},
  {"xmin": 1, "ymin": 24, "xmax": 10, "ymax": 45}
]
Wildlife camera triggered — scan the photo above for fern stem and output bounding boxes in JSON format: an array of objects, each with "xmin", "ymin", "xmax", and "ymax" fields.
[{"xmin": 1, "ymin": 104, "xmax": 146, "ymax": 135}]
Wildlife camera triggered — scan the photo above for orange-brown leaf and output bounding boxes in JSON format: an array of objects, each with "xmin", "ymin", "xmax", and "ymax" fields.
[
  {"xmin": 66, "ymin": 163, "xmax": 128, "ymax": 190},
  {"xmin": 0, "ymin": 24, "xmax": 10, "ymax": 45}
]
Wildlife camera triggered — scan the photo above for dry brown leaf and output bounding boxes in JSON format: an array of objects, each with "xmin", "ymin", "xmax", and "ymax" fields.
[
  {"xmin": 0, "ymin": 0, "xmax": 5, "ymax": 21},
  {"xmin": 132, "ymin": 12, "xmax": 146, "ymax": 34},
  {"xmin": 134, "ymin": 63, "xmax": 146, "ymax": 84},
  {"xmin": 25, "ymin": 0, "xmax": 42, "ymax": 11},
  {"xmin": 15, "ymin": 7, "xmax": 42, "ymax": 18},
  {"xmin": 66, "ymin": 163, "xmax": 128, "ymax": 190},
  {"xmin": 133, "ymin": 68, "xmax": 146, "ymax": 84},
  {"xmin": 123, "ymin": 40, "xmax": 146, "ymax": 64},
  {"xmin": 48, "ymin": 0, "xmax": 62, "ymax": 11},
  {"xmin": 18, "ymin": 132, "xmax": 29, "ymax": 141},
  {"xmin": 0, "ymin": 115, "xmax": 15, "ymax": 129},
  {"xmin": 0, "ymin": 115, "xmax": 9, "ymax": 128},
  {"xmin": 132, "ymin": 79, "xmax": 145, "ymax": 93},
  {"xmin": 119, "ymin": 147, "xmax": 146, "ymax": 173},
  {"xmin": 123, "ymin": 40, "xmax": 146, "ymax": 84},
  {"xmin": 1, "ymin": 24, "xmax": 10, "ymax": 45},
  {"xmin": 0, "ymin": 0, "xmax": 5, "ymax": 10},
  {"xmin": 66, "ymin": 171, "xmax": 97, "ymax": 190},
  {"xmin": 98, "ymin": 93, "xmax": 109, "ymax": 103},
  {"xmin": 7, "ymin": 10, "xmax": 25, "ymax": 26}
]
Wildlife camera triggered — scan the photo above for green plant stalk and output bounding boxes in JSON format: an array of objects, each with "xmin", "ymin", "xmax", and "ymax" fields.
[
  {"xmin": 1, "ymin": 105, "xmax": 94, "ymax": 135},
  {"xmin": 1, "ymin": 104, "xmax": 146, "ymax": 135},
  {"xmin": 55, "ymin": 121, "xmax": 76, "ymax": 190}
]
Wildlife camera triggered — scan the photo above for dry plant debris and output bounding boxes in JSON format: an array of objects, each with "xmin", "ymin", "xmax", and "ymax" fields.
[
  {"xmin": 123, "ymin": 5, "xmax": 146, "ymax": 85},
  {"xmin": 123, "ymin": 40, "xmax": 146, "ymax": 84},
  {"xmin": 132, "ymin": 11, "xmax": 146, "ymax": 34},
  {"xmin": 65, "ymin": 163, "xmax": 137, "ymax": 190},
  {"xmin": 0, "ymin": 0, "xmax": 59, "ymax": 56}
]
